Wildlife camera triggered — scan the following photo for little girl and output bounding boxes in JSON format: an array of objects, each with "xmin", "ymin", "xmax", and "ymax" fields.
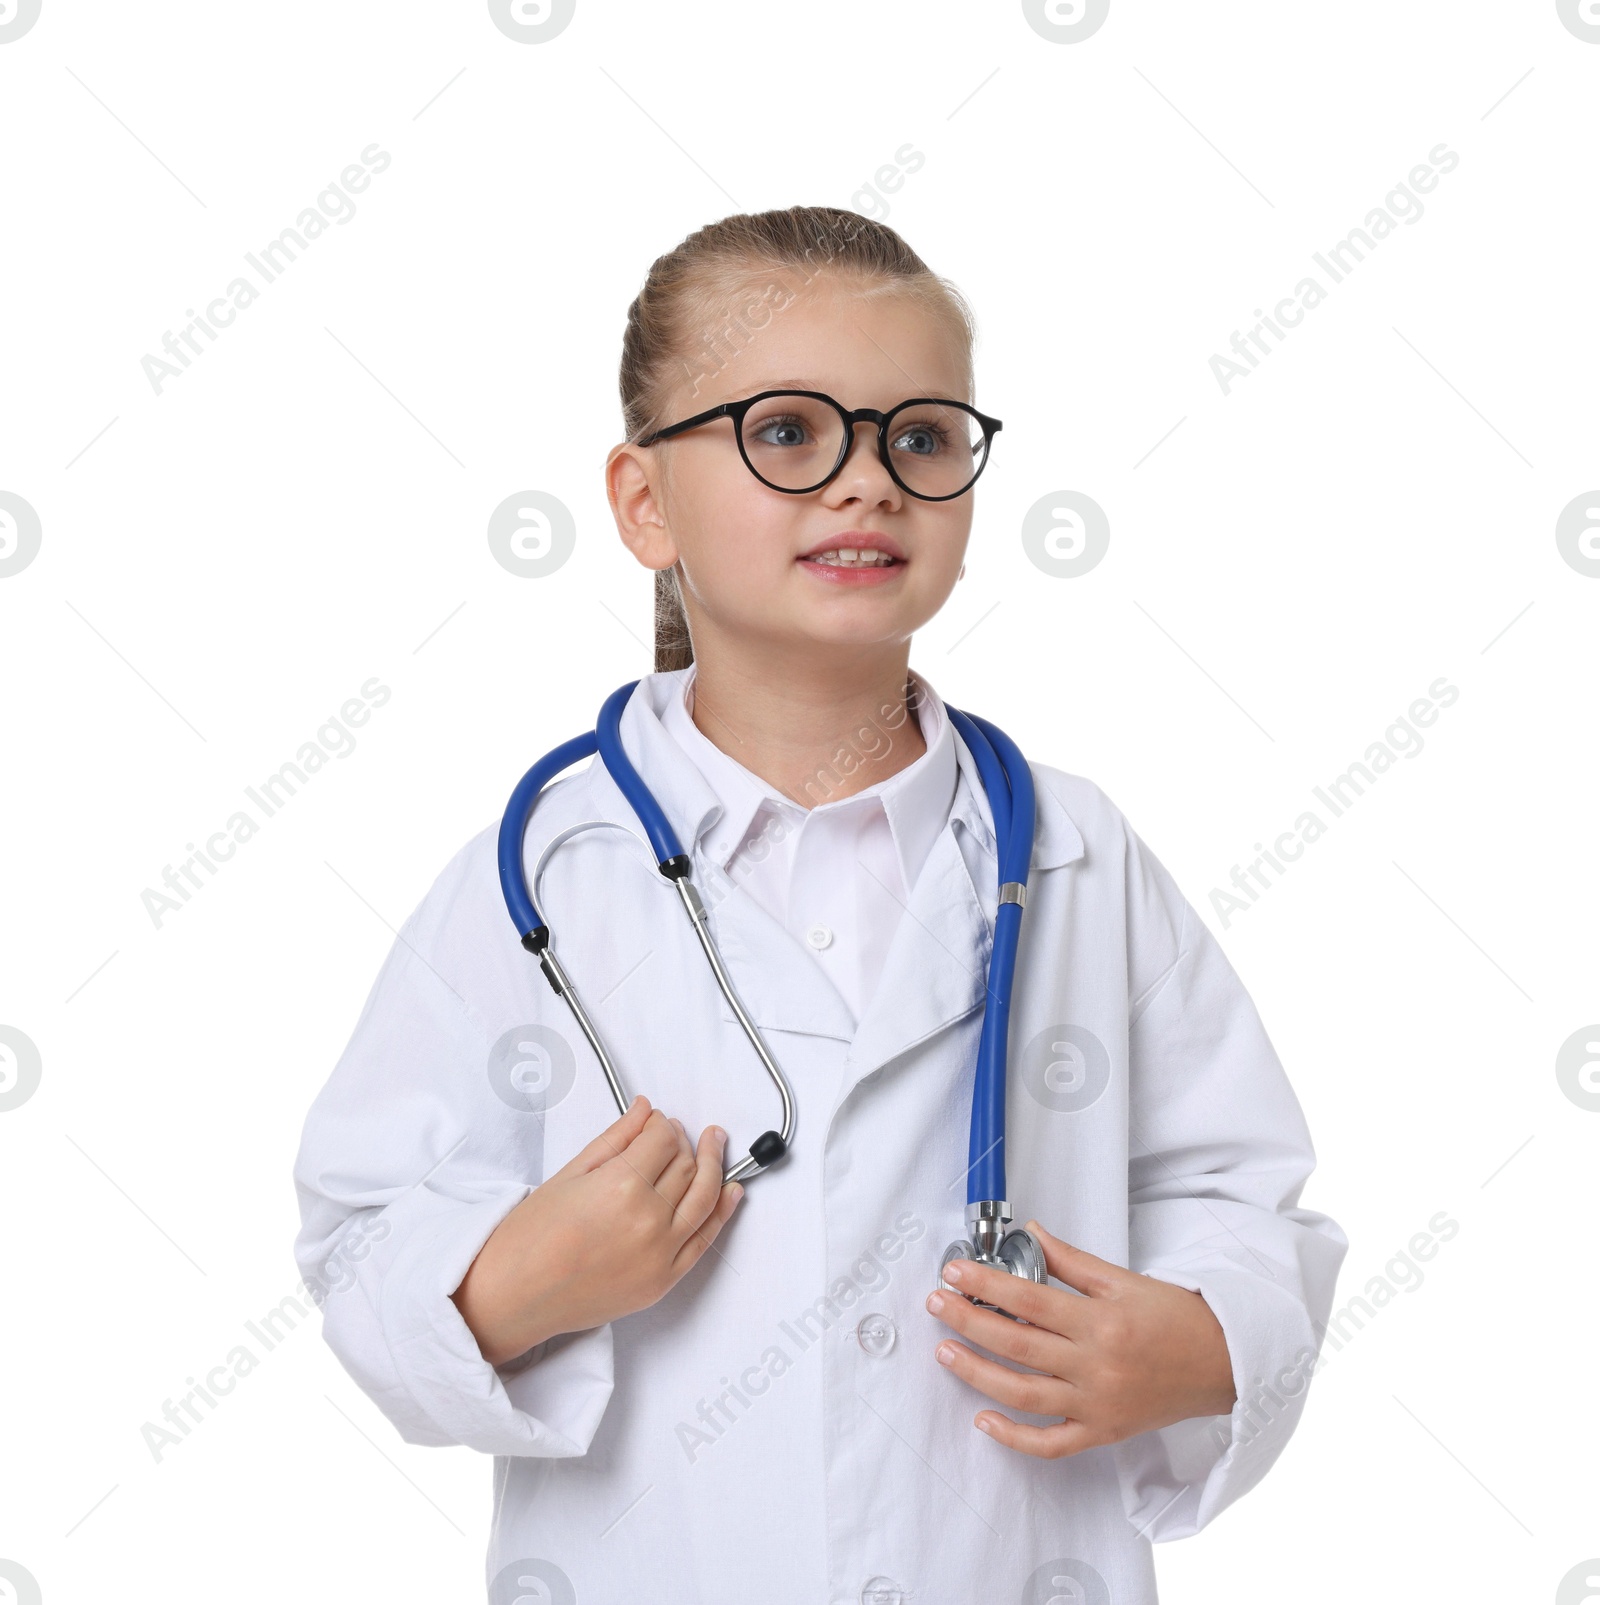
[{"xmin": 293, "ymin": 205, "xmax": 1347, "ymax": 1604}]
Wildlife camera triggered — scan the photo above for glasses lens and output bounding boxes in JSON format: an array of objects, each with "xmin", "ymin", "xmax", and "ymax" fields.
[
  {"xmin": 885, "ymin": 402, "xmax": 987, "ymax": 498},
  {"xmin": 739, "ymin": 393, "xmax": 845, "ymax": 490}
]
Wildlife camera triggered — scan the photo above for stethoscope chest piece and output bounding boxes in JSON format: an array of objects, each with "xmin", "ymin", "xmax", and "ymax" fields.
[{"xmin": 937, "ymin": 1208, "xmax": 1047, "ymax": 1319}]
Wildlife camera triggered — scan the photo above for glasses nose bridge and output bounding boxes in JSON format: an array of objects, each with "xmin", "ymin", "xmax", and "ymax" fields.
[
  {"xmin": 842, "ymin": 404, "xmax": 891, "ymax": 429},
  {"xmin": 834, "ymin": 404, "xmax": 893, "ymax": 478}
]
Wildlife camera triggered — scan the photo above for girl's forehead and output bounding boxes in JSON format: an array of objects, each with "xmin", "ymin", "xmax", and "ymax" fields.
[
  {"xmin": 672, "ymin": 293, "xmax": 969, "ymax": 408},
  {"xmin": 760, "ymin": 284, "xmax": 952, "ymax": 342},
  {"xmin": 641, "ymin": 269, "xmax": 972, "ymax": 428}
]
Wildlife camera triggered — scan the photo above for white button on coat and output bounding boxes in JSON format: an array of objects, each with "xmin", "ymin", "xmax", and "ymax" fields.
[
  {"xmin": 862, "ymin": 1580, "xmax": 906, "ymax": 1605},
  {"xmin": 291, "ymin": 667, "xmax": 1348, "ymax": 1604},
  {"xmin": 855, "ymin": 1312, "xmax": 897, "ymax": 1356},
  {"xmin": 806, "ymin": 923, "xmax": 834, "ymax": 950}
]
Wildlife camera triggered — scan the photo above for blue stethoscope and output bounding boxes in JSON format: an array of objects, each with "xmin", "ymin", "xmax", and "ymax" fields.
[{"xmin": 497, "ymin": 679, "xmax": 1046, "ymax": 1304}]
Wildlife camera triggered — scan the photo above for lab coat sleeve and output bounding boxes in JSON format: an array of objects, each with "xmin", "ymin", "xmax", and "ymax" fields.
[
  {"xmin": 291, "ymin": 864, "xmax": 615, "ymax": 1458},
  {"xmin": 1107, "ymin": 819, "xmax": 1348, "ymax": 1542}
]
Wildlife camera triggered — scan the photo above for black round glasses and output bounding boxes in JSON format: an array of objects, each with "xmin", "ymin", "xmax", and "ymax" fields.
[{"xmin": 633, "ymin": 388, "xmax": 1003, "ymax": 503}]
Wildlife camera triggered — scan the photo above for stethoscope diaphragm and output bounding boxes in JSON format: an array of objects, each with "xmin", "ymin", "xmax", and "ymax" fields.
[{"xmin": 938, "ymin": 1222, "xmax": 1047, "ymax": 1317}]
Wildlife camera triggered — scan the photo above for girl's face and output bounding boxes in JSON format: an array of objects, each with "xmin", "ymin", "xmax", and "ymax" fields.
[{"xmin": 613, "ymin": 281, "xmax": 976, "ymax": 668}]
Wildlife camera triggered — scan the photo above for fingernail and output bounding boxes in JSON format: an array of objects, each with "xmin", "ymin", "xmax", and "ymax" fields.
[
  {"xmin": 927, "ymin": 1291, "xmax": 946, "ymax": 1314},
  {"xmin": 936, "ymin": 1343, "xmax": 956, "ymax": 1366},
  {"xmin": 976, "ymin": 1416, "xmax": 995, "ymax": 1436},
  {"xmin": 731, "ymin": 1183, "xmax": 744, "ymax": 1203},
  {"xmin": 943, "ymin": 1262, "xmax": 966, "ymax": 1285}
]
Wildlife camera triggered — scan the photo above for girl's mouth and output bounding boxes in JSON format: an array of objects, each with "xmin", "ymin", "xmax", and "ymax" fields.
[{"xmin": 798, "ymin": 549, "xmax": 906, "ymax": 585}]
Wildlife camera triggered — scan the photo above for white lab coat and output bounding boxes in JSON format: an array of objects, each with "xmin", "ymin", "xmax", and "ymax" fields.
[{"xmin": 292, "ymin": 670, "xmax": 1348, "ymax": 1605}]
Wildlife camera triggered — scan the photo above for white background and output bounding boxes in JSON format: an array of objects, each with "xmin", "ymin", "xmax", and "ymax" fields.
[{"xmin": 2, "ymin": 1, "xmax": 1597, "ymax": 1601}]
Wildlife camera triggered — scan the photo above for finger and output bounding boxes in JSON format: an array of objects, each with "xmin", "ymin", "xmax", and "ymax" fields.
[
  {"xmin": 546, "ymin": 1094, "xmax": 653, "ymax": 1181},
  {"xmin": 927, "ymin": 1285, "xmax": 1075, "ymax": 1374},
  {"xmin": 652, "ymin": 1130, "xmax": 701, "ymax": 1207},
  {"xmin": 938, "ymin": 1259, "xmax": 1086, "ymax": 1338},
  {"xmin": 648, "ymin": 1117, "xmax": 695, "ymax": 1200},
  {"xmin": 1023, "ymin": 1220, "xmax": 1125, "ymax": 1298},
  {"xmin": 669, "ymin": 1125, "xmax": 734, "ymax": 1243},
  {"xmin": 932, "ymin": 1337, "xmax": 1079, "ymax": 1419},
  {"xmin": 615, "ymin": 1108, "xmax": 693, "ymax": 1187},
  {"xmin": 671, "ymin": 1172, "xmax": 744, "ymax": 1278},
  {"xmin": 972, "ymin": 1411, "xmax": 1103, "ymax": 1461}
]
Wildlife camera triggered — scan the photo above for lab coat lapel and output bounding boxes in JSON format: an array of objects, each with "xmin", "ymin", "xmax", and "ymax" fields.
[
  {"xmin": 832, "ymin": 726, "xmax": 997, "ymax": 1097},
  {"xmin": 838, "ymin": 730, "xmax": 1091, "ymax": 1099},
  {"xmin": 842, "ymin": 819, "xmax": 990, "ymax": 1086}
]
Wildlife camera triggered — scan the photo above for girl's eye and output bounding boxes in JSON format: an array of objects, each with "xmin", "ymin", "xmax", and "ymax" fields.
[
  {"xmin": 892, "ymin": 420, "xmax": 953, "ymax": 457},
  {"xmin": 751, "ymin": 413, "xmax": 811, "ymax": 448}
]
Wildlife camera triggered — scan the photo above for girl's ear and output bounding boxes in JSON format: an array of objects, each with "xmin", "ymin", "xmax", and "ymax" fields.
[{"xmin": 606, "ymin": 441, "xmax": 678, "ymax": 572}]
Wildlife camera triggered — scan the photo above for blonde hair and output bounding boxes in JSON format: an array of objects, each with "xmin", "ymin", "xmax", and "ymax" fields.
[{"xmin": 617, "ymin": 205, "xmax": 977, "ymax": 671}]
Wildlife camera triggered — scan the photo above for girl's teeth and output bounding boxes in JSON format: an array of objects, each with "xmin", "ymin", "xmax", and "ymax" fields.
[{"xmin": 813, "ymin": 550, "xmax": 893, "ymax": 567}]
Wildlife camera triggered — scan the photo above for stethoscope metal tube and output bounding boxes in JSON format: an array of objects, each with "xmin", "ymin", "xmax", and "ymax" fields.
[
  {"xmin": 669, "ymin": 873, "xmax": 797, "ymax": 1184},
  {"xmin": 496, "ymin": 680, "xmax": 1047, "ymax": 1306}
]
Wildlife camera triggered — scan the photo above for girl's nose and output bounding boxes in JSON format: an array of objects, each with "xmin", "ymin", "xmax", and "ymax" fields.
[{"xmin": 828, "ymin": 422, "xmax": 896, "ymax": 496}]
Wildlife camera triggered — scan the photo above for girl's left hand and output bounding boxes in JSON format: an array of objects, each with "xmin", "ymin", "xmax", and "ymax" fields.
[{"xmin": 924, "ymin": 1219, "xmax": 1237, "ymax": 1459}]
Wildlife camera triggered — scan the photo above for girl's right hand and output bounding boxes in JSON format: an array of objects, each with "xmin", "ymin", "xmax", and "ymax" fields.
[{"xmin": 450, "ymin": 1095, "xmax": 744, "ymax": 1367}]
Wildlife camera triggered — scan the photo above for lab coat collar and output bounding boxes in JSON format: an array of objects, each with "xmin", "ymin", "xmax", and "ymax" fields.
[
  {"xmin": 568, "ymin": 670, "xmax": 1085, "ymax": 1073},
  {"xmin": 604, "ymin": 668, "xmax": 1084, "ymax": 878}
]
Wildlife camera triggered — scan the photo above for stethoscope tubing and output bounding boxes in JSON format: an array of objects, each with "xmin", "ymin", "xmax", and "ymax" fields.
[
  {"xmin": 500, "ymin": 680, "xmax": 793, "ymax": 1185},
  {"xmin": 944, "ymin": 708, "xmax": 1035, "ymax": 1210},
  {"xmin": 498, "ymin": 682, "xmax": 1033, "ymax": 1206},
  {"xmin": 497, "ymin": 728, "xmax": 600, "ymax": 937}
]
